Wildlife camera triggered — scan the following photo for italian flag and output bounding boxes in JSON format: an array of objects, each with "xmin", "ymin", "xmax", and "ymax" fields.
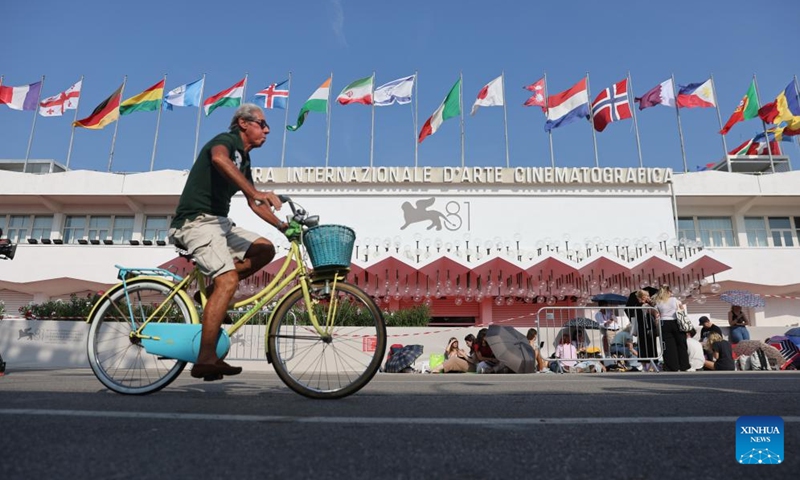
[
  {"xmin": 287, "ymin": 77, "xmax": 330, "ymax": 131},
  {"xmin": 336, "ymin": 75, "xmax": 373, "ymax": 105},
  {"xmin": 120, "ymin": 79, "xmax": 165, "ymax": 115},
  {"xmin": 418, "ymin": 78, "xmax": 461, "ymax": 143},
  {"xmin": 720, "ymin": 80, "xmax": 758, "ymax": 135},
  {"xmin": 203, "ymin": 78, "xmax": 245, "ymax": 116}
]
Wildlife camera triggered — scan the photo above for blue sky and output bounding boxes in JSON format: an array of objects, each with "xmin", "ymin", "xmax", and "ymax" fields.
[{"xmin": 1, "ymin": 0, "xmax": 798, "ymax": 173}]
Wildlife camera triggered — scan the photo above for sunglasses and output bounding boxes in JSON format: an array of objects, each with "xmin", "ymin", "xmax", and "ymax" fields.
[{"xmin": 249, "ymin": 118, "xmax": 269, "ymax": 129}]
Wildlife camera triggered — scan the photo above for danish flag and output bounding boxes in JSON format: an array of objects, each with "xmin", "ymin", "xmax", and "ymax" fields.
[{"xmin": 591, "ymin": 78, "xmax": 631, "ymax": 132}]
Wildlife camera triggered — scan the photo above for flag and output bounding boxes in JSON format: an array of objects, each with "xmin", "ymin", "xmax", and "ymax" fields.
[
  {"xmin": 336, "ymin": 75, "xmax": 373, "ymax": 105},
  {"xmin": 728, "ymin": 133, "xmax": 782, "ymax": 156},
  {"xmin": 287, "ymin": 77, "xmax": 330, "ymax": 131},
  {"xmin": 73, "ymin": 84, "xmax": 123, "ymax": 129},
  {"xmin": 758, "ymin": 80, "xmax": 800, "ymax": 136},
  {"xmin": 374, "ymin": 75, "xmax": 415, "ymax": 106},
  {"xmin": 695, "ymin": 162, "xmax": 717, "ymax": 171},
  {"xmin": 38, "ymin": 80, "xmax": 82, "ymax": 117},
  {"xmin": 419, "ymin": 78, "xmax": 461, "ymax": 143},
  {"xmin": 203, "ymin": 78, "xmax": 245, "ymax": 116},
  {"xmin": 720, "ymin": 81, "xmax": 758, "ymax": 134},
  {"xmin": 523, "ymin": 78, "xmax": 545, "ymax": 108},
  {"xmin": 255, "ymin": 80, "xmax": 289, "ymax": 109},
  {"xmin": 544, "ymin": 78, "xmax": 589, "ymax": 132},
  {"xmin": 635, "ymin": 79, "xmax": 675, "ymax": 110},
  {"xmin": 676, "ymin": 79, "xmax": 715, "ymax": 108},
  {"xmin": 471, "ymin": 75, "xmax": 504, "ymax": 116},
  {"xmin": 591, "ymin": 78, "xmax": 632, "ymax": 132},
  {"xmin": 164, "ymin": 78, "xmax": 203, "ymax": 110},
  {"xmin": 0, "ymin": 81, "xmax": 43, "ymax": 111},
  {"xmin": 120, "ymin": 79, "xmax": 165, "ymax": 115}
]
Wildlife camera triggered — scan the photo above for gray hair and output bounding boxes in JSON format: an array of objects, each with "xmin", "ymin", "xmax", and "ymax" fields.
[{"xmin": 229, "ymin": 103, "xmax": 264, "ymax": 131}]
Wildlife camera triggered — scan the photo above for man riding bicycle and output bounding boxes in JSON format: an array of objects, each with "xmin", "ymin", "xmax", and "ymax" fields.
[{"xmin": 168, "ymin": 103, "xmax": 287, "ymax": 381}]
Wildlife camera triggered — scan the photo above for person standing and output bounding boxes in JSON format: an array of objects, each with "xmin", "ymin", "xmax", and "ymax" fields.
[
  {"xmin": 653, "ymin": 285, "xmax": 691, "ymax": 372},
  {"xmin": 168, "ymin": 104, "xmax": 286, "ymax": 381},
  {"xmin": 626, "ymin": 290, "xmax": 659, "ymax": 370},
  {"xmin": 728, "ymin": 305, "xmax": 751, "ymax": 343}
]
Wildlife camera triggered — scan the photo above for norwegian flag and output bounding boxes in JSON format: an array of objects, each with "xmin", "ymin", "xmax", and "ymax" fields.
[{"xmin": 591, "ymin": 78, "xmax": 632, "ymax": 132}]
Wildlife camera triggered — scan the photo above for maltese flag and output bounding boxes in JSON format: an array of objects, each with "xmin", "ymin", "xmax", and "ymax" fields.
[{"xmin": 470, "ymin": 75, "xmax": 504, "ymax": 116}]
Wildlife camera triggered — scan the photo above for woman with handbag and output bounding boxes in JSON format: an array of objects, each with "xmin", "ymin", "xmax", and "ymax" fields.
[{"xmin": 654, "ymin": 285, "xmax": 691, "ymax": 372}]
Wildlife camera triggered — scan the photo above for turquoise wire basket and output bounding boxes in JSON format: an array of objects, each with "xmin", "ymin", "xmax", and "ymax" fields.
[{"xmin": 303, "ymin": 225, "xmax": 356, "ymax": 270}]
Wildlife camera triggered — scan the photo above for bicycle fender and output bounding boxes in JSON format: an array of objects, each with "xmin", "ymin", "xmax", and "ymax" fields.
[{"xmin": 85, "ymin": 276, "xmax": 199, "ymax": 324}]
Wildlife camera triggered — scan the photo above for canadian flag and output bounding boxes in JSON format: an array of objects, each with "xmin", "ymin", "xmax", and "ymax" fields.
[
  {"xmin": 39, "ymin": 80, "xmax": 82, "ymax": 117},
  {"xmin": 470, "ymin": 75, "xmax": 504, "ymax": 116}
]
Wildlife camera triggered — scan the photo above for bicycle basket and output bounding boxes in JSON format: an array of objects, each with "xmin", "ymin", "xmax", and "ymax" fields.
[{"xmin": 303, "ymin": 225, "xmax": 356, "ymax": 269}]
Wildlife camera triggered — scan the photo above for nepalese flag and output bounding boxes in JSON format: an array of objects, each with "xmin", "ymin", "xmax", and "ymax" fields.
[
  {"xmin": 0, "ymin": 81, "xmax": 43, "ymax": 111},
  {"xmin": 39, "ymin": 79, "xmax": 82, "ymax": 117},
  {"xmin": 591, "ymin": 79, "xmax": 632, "ymax": 132},
  {"xmin": 255, "ymin": 80, "xmax": 289, "ymax": 109},
  {"xmin": 677, "ymin": 79, "xmax": 715, "ymax": 108},
  {"xmin": 523, "ymin": 78, "xmax": 545, "ymax": 108}
]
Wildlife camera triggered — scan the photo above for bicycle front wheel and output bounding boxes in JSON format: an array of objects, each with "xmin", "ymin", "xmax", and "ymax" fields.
[
  {"xmin": 267, "ymin": 281, "xmax": 386, "ymax": 399},
  {"xmin": 87, "ymin": 279, "xmax": 195, "ymax": 395}
]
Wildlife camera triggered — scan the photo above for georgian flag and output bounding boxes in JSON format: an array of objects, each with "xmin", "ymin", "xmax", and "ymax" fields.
[{"xmin": 39, "ymin": 80, "xmax": 82, "ymax": 117}]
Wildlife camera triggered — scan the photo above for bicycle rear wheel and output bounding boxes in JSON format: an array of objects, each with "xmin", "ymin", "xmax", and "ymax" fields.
[
  {"xmin": 87, "ymin": 279, "xmax": 194, "ymax": 395},
  {"xmin": 267, "ymin": 281, "xmax": 386, "ymax": 399}
]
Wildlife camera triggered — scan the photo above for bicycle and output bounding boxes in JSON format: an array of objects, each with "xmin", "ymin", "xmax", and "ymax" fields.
[{"xmin": 85, "ymin": 196, "xmax": 387, "ymax": 399}]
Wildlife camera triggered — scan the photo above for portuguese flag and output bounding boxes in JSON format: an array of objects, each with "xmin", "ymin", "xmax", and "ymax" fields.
[
  {"xmin": 73, "ymin": 83, "xmax": 123, "ymax": 129},
  {"xmin": 120, "ymin": 79, "xmax": 165, "ymax": 115},
  {"xmin": 419, "ymin": 78, "xmax": 461, "ymax": 143},
  {"xmin": 203, "ymin": 78, "xmax": 245, "ymax": 116},
  {"xmin": 720, "ymin": 80, "xmax": 758, "ymax": 135},
  {"xmin": 287, "ymin": 77, "xmax": 330, "ymax": 131}
]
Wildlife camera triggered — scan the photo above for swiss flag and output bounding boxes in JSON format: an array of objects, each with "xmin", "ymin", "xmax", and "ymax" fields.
[{"xmin": 591, "ymin": 79, "xmax": 632, "ymax": 132}]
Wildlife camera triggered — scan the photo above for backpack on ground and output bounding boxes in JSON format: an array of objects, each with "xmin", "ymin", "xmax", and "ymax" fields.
[{"xmin": 737, "ymin": 348, "xmax": 772, "ymax": 371}]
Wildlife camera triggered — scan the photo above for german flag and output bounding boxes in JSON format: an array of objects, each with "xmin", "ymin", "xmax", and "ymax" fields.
[{"xmin": 73, "ymin": 84, "xmax": 123, "ymax": 129}]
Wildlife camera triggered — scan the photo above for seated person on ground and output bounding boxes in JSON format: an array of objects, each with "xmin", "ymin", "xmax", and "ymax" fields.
[
  {"xmin": 698, "ymin": 316, "xmax": 723, "ymax": 343},
  {"xmin": 609, "ymin": 325, "xmax": 641, "ymax": 370},
  {"xmin": 432, "ymin": 337, "xmax": 471, "ymax": 373},
  {"xmin": 526, "ymin": 328, "xmax": 547, "ymax": 372},
  {"xmin": 473, "ymin": 328, "xmax": 502, "ymax": 373},
  {"xmin": 703, "ymin": 332, "xmax": 735, "ymax": 371},
  {"xmin": 685, "ymin": 328, "xmax": 706, "ymax": 371},
  {"xmin": 551, "ymin": 332, "xmax": 578, "ymax": 373}
]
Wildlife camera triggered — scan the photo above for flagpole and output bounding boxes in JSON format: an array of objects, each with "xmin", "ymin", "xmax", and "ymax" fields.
[
  {"xmin": 150, "ymin": 74, "xmax": 167, "ymax": 171},
  {"xmin": 281, "ymin": 72, "xmax": 291, "ymax": 168},
  {"xmin": 671, "ymin": 74, "xmax": 688, "ymax": 173},
  {"xmin": 543, "ymin": 72, "xmax": 555, "ymax": 168},
  {"xmin": 501, "ymin": 71, "xmax": 510, "ymax": 168},
  {"xmin": 193, "ymin": 73, "xmax": 206, "ymax": 163},
  {"xmin": 460, "ymin": 71, "xmax": 465, "ymax": 168},
  {"xmin": 326, "ymin": 72, "xmax": 332, "ymax": 168},
  {"xmin": 586, "ymin": 72, "xmax": 599, "ymax": 167},
  {"xmin": 413, "ymin": 71, "xmax": 419, "ymax": 168},
  {"xmin": 709, "ymin": 74, "xmax": 729, "ymax": 169},
  {"xmin": 23, "ymin": 75, "xmax": 45, "ymax": 172},
  {"xmin": 242, "ymin": 73, "xmax": 248, "ymax": 101},
  {"xmin": 108, "ymin": 75, "xmax": 127, "ymax": 172},
  {"xmin": 370, "ymin": 71, "xmax": 375, "ymax": 168},
  {"xmin": 791, "ymin": 75, "xmax": 800, "ymax": 170},
  {"xmin": 752, "ymin": 73, "xmax": 775, "ymax": 173},
  {"xmin": 66, "ymin": 75, "xmax": 84, "ymax": 170},
  {"xmin": 627, "ymin": 71, "xmax": 644, "ymax": 167}
]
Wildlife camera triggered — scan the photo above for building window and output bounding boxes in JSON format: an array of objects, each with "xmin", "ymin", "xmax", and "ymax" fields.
[
  {"xmin": 143, "ymin": 216, "xmax": 170, "ymax": 242},
  {"xmin": 112, "ymin": 216, "xmax": 134, "ymax": 243},
  {"xmin": 677, "ymin": 217, "xmax": 696, "ymax": 242},
  {"xmin": 744, "ymin": 217, "xmax": 768, "ymax": 247},
  {"xmin": 63, "ymin": 216, "xmax": 86, "ymax": 244},
  {"xmin": 795, "ymin": 217, "xmax": 800, "ymax": 244},
  {"xmin": 87, "ymin": 216, "xmax": 111, "ymax": 241},
  {"xmin": 768, "ymin": 217, "xmax": 794, "ymax": 247},
  {"xmin": 6, "ymin": 215, "xmax": 30, "ymax": 243},
  {"xmin": 31, "ymin": 216, "xmax": 53, "ymax": 240},
  {"xmin": 697, "ymin": 217, "xmax": 736, "ymax": 247}
]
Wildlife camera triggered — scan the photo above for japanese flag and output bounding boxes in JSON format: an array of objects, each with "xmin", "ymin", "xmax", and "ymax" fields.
[{"xmin": 471, "ymin": 75, "xmax": 504, "ymax": 116}]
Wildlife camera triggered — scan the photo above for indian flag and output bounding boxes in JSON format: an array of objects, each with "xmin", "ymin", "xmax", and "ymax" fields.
[
  {"xmin": 120, "ymin": 79, "xmax": 165, "ymax": 115},
  {"xmin": 287, "ymin": 77, "xmax": 330, "ymax": 131},
  {"xmin": 419, "ymin": 78, "xmax": 461, "ymax": 143},
  {"xmin": 203, "ymin": 78, "xmax": 245, "ymax": 116},
  {"xmin": 336, "ymin": 75, "xmax": 373, "ymax": 105}
]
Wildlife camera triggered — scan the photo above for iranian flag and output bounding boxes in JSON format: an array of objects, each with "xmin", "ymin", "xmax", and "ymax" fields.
[
  {"xmin": 203, "ymin": 78, "xmax": 245, "ymax": 116},
  {"xmin": 287, "ymin": 77, "xmax": 330, "ymax": 131},
  {"xmin": 336, "ymin": 75, "xmax": 373, "ymax": 105},
  {"xmin": 418, "ymin": 78, "xmax": 461, "ymax": 143},
  {"xmin": 720, "ymin": 80, "xmax": 758, "ymax": 135}
]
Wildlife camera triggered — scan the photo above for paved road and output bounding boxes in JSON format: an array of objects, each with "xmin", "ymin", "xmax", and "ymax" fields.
[{"xmin": 1, "ymin": 368, "xmax": 797, "ymax": 479}]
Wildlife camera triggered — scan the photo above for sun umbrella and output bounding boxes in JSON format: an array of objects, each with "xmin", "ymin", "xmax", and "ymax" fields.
[
  {"xmin": 485, "ymin": 325, "xmax": 536, "ymax": 373},
  {"xmin": 732, "ymin": 341, "xmax": 784, "ymax": 368},
  {"xmin": 767, "ymin": 337, "xmax": 800, "ymax": 370},
  {"xmin": 383, "ymin": 344, "xmax": 424, "ymax": 373},
  {"xmin": 562, "ymin": 317, "xmax": 602, "ymax": 329},
  {"xmin": 719, "ymin": 290, "xmax": 765, "ymax": 308},
  {"xmin": 785, "ymin": 327, "xmax": 800, "ymax": 338},
  {"xmin": 591, "ymin": 293, "xmax": 629, "ymax": 304}
]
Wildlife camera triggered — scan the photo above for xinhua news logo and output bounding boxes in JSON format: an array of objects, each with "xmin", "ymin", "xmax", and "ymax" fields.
[{"xmin": 736, "ymin": 416, "xmax": 784, "ymax": 465}]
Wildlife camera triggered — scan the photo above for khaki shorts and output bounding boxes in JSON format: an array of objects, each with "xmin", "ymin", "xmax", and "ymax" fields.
[{"xmin": 168, "ymin": 214, "xmax": 261, "ymax": 279}]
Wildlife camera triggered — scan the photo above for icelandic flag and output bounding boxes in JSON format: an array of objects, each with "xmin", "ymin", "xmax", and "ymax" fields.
[
  {"xmin": 544, "ymin": 78, "xmax": 589, "ymax": 132},
  {"xmin": 255, "ymin": 80, "xmax": 289, "ymax": 109},
  {"xmin": 677, "ymin": 79, "xmax": 715, "ymax": 108},
  {"xmin": 163, "ymin": 77, "xmax": 204, "ymax": 110}
]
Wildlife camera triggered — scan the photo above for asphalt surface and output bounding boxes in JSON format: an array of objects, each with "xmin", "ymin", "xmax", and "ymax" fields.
[{"xmin": 0, "ymin": 368, "xmax": 797, "ymax": 479}]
